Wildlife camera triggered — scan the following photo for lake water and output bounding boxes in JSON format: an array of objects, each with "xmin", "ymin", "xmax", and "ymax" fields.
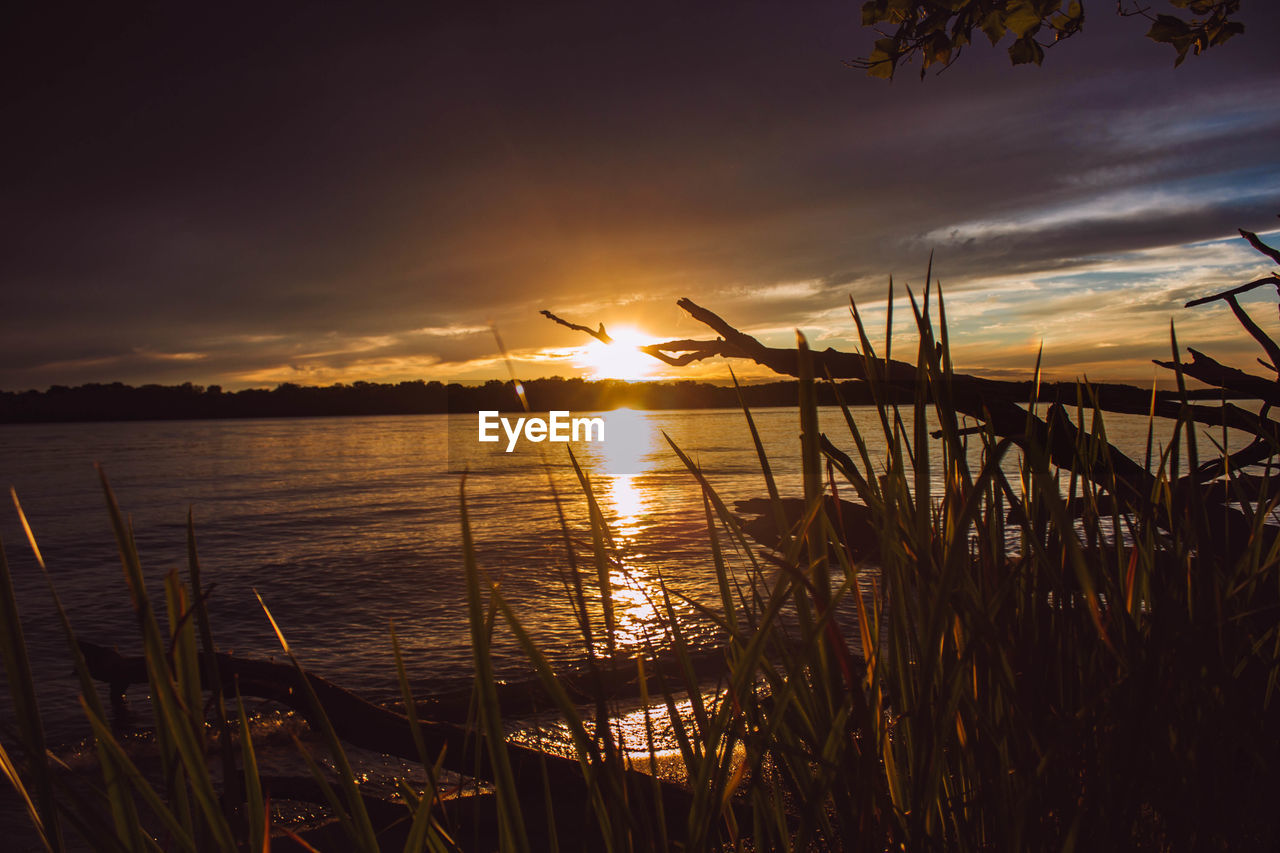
[{"xmin": 0, "ymin": 406, "xmax": 1206, "ymax": 745}]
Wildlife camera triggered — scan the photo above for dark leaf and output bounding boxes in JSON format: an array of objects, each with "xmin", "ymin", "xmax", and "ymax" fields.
[
  {"xmin": 980, "ymin": 9, "xmax": 1007, "ymax": 45},
  {"xmin": 1147, "ymin": 14, "xmax": 1191, "ymax": 45},
  {"xmin": 1008, "ymin": 36, "xmax": 1045, "ymax": 66},
  {"xmin": 1006, "ymin": 3, "xmax": 1044, "ymax": 38}
]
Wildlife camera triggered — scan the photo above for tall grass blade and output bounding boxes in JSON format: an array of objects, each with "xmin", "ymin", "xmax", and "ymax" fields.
[
  {"xmin": 0, "ymin": 538, "xmax": 61, "ymax": 852},
  {"xmin": 0, "ymin": 736, "xmax": 53, "ymax": 852},
  {"xmin": 186, "ymin": 510, "xmax": 242, "ymax": 836},
  {"xmin": 254, "ymin": 590, "xmax": 381, "ymax": 851},
  {"xmin": 13, "ymin": 487, "xmax": 144, "ymax": 850},
  {"xmin": 459, "ymin": 478, "xmax": 530, "ymax": 853}
]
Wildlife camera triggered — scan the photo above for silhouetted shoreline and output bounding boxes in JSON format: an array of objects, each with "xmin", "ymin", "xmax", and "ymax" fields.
[
  {"xmin": 0, "ymin": 375, "xmax": 1210, "ymax": 425},
  {"xmin": 0, "ymin": 377, "xmax": 924, "ymax": 424}
]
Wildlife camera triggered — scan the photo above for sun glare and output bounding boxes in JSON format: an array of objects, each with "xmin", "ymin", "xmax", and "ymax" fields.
[{"xmin": 578, "ymin": 326, "xmax": 658, "ymax": 381}]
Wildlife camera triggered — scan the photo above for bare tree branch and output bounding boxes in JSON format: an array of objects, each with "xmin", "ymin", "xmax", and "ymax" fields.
[
  {"xmin": 540, "ymin": 309, "xmax": 613, "ymax": 344},
  {"xmin": 540, "ymin": 304, "xmax": 1266, "ymax": 433},
  {"xmin": 1224, "ymin": 294, "xmax": 1280, "ymax": 376},
  {"xmin": 1153, "ymin": 348, "xmax": 1280, "ymax": 406},
  {"xmin": 656, "ymin": 299, "xmax": 1164, "ymax": 509},
  {"xmin": 1184, "ymin": 276, "xmax": 1280, "ymax": 308},
  {"xmin": 1240, "ymin": 228, "xmax": 1280, "ymax": 267},
  {"xmin": 640, "ymin": 339, "xmax": 733, "ymax": 366},
  {"xmin": 541, "ymin": 254, "xmax": 1280, "ymax": 561}
]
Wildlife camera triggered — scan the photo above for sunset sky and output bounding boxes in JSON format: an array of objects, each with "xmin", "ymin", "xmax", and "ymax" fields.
[{"xmin": 2, "ymin": 3, "xmax": 1278, "ymax": 391}]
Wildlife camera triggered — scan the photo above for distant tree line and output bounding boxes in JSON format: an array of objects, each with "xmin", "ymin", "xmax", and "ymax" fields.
[{"xmin": 0, "ymin": 377, "xmax": 946, "ymax": 424}]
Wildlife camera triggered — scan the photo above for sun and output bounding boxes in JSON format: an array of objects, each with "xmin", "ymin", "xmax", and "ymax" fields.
[{"xmin": 578, "ymin": 326, "xmax": 658, "ymax": 381}]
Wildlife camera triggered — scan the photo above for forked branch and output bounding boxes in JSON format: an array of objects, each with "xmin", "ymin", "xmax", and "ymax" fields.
[
  {"xmin": 540, "ymin": 309, "xmax": 614, "ymax": 344},
  {"xmin": 1240, "ymin": 228, "xmax": 1280, "ymax": 267}
]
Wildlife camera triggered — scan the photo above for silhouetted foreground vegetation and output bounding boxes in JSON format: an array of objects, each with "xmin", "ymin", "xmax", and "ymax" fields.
[{"xmin": 3, "ymin": 230, "xmax": 1280, "ymax": 850}]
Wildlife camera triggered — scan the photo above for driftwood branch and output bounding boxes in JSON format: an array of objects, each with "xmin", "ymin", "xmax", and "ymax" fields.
[
  {"xmin": 1240, "ymin": 228, "xmax": 1280, "ymax": 268},
  {"xmin": 540, "ymin": 310, "xmax": 613, "ymax": 344},
  {"xmin": 1224, "ymin": 294, "xmax": 1280, "ymax": 376},
  {"xmin": 541, "ymin": 301, "xmax": 1216, "ymax": 506},
  {"xmin": 541, "ymin": 307, "xmax": 1259, "ymax": 428},
  {"xmin": 1153, "ymin": 348, "xmax": 1280, "ymax": 407},
  {"xmin": 77, "ymin": 641, "xmax": 706, "ymax": 844},
  {"xmin": 641, "ymin": 339, "xmax": 735, "ymax": 366},
  {"xmin": 541, "ymin": 227, "xmax": 1280, "ymax": 558},
  {"xmin": 545, "ymin": 300, "xmax": 1165, "ymax": 521},
  {"xmin": 1184, "ymin": 276, "xmax": 1280, "ymax": 308}
]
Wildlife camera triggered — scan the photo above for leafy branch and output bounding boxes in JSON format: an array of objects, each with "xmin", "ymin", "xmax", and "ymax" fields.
[{"xmin": 849, "ymin": 0, "xmax": 1243, "ymax": 79}]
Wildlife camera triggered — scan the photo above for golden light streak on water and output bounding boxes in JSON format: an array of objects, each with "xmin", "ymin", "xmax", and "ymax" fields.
[
  {"xmin": 593, "ymin": 410, "xmax": 669, "ymax": 650},
  {"xmin": 606, "ymin": 474, "xmax": 645, "ymax": 539},
  {"xmin": 600, "ymin": 473, "xmax": 664, "ymax": 649}
]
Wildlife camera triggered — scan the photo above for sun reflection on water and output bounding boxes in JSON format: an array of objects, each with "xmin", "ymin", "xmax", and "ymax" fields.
[
  {"xmin": 606, "ymin": 474, "xmax": 645, "ymax": 539},
  {"xmin": 602, "ymin": 472, "xmax": 666, "ymax": 649},
  {"xmin": 592, "ymin": 411, "xmax": 670, "ymax": 651}
]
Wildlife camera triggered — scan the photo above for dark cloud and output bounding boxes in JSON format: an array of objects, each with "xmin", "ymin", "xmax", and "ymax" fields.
[{"xmin": 1, "ymin": 2, "xmax": 1278, "ymax": 389}]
